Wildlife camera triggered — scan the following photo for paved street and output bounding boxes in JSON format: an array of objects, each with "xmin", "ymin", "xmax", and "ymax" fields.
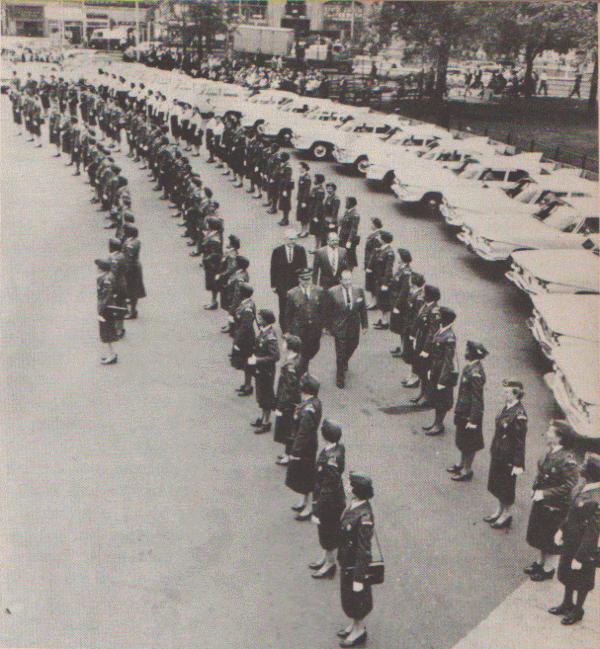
[{"xmin": 0, "ymin": 95, "xmax": 597, "ymax": 649}]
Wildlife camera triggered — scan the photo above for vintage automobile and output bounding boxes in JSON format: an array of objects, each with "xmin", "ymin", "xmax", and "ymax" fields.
[
  {"xmin": 440, "ymin": 168, "xmax": 599, "ymax": 228},
  {"xmin": 544, "ymin": 340, "xmax": 599, "ymax": 437},
  {"xmin": 392, "ymin": 152, "xmax": 553, "ymax": 211},
  {"xmin": 457, "ymin": 202, "xmax": 598, "ymax": 262},
  {"xmin": 527, "ymin": 293, "xmax": 598, "ymax": 360},
  {"xmin": 506, "ymin": 248, "xmax": 600, "ymax": 295}
]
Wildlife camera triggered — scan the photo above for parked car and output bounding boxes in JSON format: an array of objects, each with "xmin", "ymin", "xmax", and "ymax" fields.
[
  {"xmin": 544, "ymin": 340, "xmax": 599, "ymax": 437},
  {"xmin": 527, "ymin": 293, "xmax": 598, "ymax": 360},
  {"xmin": 506, "ymin": 248, "xmax": 600, "ymax": 295}
]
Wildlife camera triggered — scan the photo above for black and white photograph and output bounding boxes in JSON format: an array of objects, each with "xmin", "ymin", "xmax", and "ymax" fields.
[{"xmin": 1, "ymin": 1, "xmax": 599, "ymax": 647}]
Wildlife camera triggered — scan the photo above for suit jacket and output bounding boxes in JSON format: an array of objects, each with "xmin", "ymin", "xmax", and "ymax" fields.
[
  {"xmin": 312, "ymin": 246, "xmax": 348, "ymax": 290},
  {"xmin": 270, "ymin": 244, "xmax": 308, "ymax": 294},
  {"xmin": 285, "ymin": 284, "xmax": 325, "ymax": 341},
  {"xmin": 327, "ymin": 285, "xmax": 368, "ymax": 341}
]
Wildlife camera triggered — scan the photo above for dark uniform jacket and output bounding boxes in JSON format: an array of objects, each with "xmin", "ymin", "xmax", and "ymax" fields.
[
  {"xmin": 490, "ymin": 402, "xmax": 528, "ymax": 468},
  {"xmin": 532, "ymin": 448, "xmax": 579, "ymax": 509},
  {"xmin": 429, "ymin": 326, "xmax": 457, "ymax": 387},
  {"xmin": 327, "ymin": 285, "xmax": 368, "ymax": 341},
  {"xmin": 372, "ymin": 244, "xmax": 394, "ymax": 290},
  {"xmin": 338, "ymin": 208, "xmax": 360, "ymax": 248},
  {"xmin": 338, "ymin": 501, "xmax": 375, "ymax": 582},
  {"xmin": 323, "ymin": 193, "xmax": 341, "ymax": 231},
  {"xmin": 275, "ymin": 354, "xmax": 303, "ymax": 412},
  {"xmin": 454, "ymin": 360, "xmax": 485, "ymax": 425},
  {"xmin": 313, "ymin": 443, "xmax": 346, "ymax": 520},
  {"xmin": 253, "ymin": 325, "xmax": 280, "ymax": 376},
  {"xmin": 232, "ymin": 298, "xmax": 256, "ymax": 357},
  {"xmin": 289, "ymin": 396, "xmax": 322, "ymax": 459},
  {"xmin": 309, "ymin": 184, "xmax": 326, "ymax": 231},
  {"xmin": 312, "ymin": 246, "xmax": 348, "ymax": 290},
  {"xmin": 270, "ymin": 244, "xmax": 308, "ymax": 294},
  {"xmin": 97, "ymin": 270, "xmax": 116, "ymax": 317},
  {"xmin": 390, "ymin": 264, "xmax": 412, "ymax": 334},
  {"xmin": 285, "ymin": 284, "xmax": 325, "ymax": 342}
]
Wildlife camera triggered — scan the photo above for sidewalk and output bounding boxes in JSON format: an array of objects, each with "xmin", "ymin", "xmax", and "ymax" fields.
[{"xmin": 452, "ymin": 578, "xmax": 599, "ymax": 649}]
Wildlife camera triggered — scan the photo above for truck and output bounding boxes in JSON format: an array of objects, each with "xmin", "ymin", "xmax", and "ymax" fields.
[{"xmin": 232, "ymin": 25, "xmax": 294, "ymax": 57}]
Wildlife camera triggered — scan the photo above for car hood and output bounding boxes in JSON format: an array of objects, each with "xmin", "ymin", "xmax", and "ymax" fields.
[
  {"xmin": 551, "ymin": 339, "xmax": 600, "ymax": 406},
  {"xmin": 511, "ymin": 249, "xmax": 600, "ymax": 292},
  {"xmin": 531, "ymin": 293, "xmax": 599, "ymax": 341}
]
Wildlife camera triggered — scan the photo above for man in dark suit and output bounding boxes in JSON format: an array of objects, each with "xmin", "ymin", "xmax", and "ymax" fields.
[
  {"xmin": 327, "ymin": 270, "xmax": 368, "ymax": 388},
  {"xmin": 286, "ymin": 268, "xmax": 326, "ymax": 375},
  {"xmin": 312, "ymin": 232, "xmax": 348, "ymax": 291},
  {"xmin": 270, "ymin": 229, "xmax": 308, "ymax": 333}
]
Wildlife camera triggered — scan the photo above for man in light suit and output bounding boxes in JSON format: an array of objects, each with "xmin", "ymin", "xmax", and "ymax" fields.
[
  {"xmin": 327, "ymin": 269, "xmax": 368, "ymax": 388},
  {"xmin": 286, "ymin": 268, "xmax": 326, "ymax": 375},
  {"xmin": 312, "ymin": 232, "xmax": 348, "ymax": 291},
  {"xmin": 270, "ymin": 229, "xmax": 308, "ymax": 333}
]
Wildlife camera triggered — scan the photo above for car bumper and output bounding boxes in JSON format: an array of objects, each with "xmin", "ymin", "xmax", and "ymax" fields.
[
  {"xmin": 366, "ymin": 164, "xmax": 389, "ymax": 181},
  {"xmin": 439, "ymin": 203, "xmax": 466, "ymax": 227},
  {"xmin": 333, "ymin": 148, "xmax": 355, "ymax": 164},
  {"xmin": 391, "ymin": 182, "xmax": 423, "ymax": 203},
  {"xmin": 457, "ymin": 232, "xmax": 512, "ymax": 261},
  {"xmin": 544, "ymin": 369, "xmax": 599, "ymax": 437},
  {"xmin": 526, "ymin": 312, "xmax": 556, "ymax": 360}
]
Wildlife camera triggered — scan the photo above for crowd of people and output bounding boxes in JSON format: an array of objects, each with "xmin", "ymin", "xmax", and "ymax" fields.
[{"xmin": 8, "ymin": 66, "xmax": 600, "ymax": 642}]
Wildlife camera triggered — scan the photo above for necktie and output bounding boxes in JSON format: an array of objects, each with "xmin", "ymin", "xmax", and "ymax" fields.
[{"xmin": 345, "ymin": 288, "xmax": 352, "ymax": 309}]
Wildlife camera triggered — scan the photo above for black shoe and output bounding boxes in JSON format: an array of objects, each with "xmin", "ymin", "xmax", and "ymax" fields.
[
  {"xmin": 548, "ymin": 603, "xmax": 574, "ymax": 616},
  {"xmin": 124, "ymin": 311, "xmax": 138, "ymax": 320},
  {"xmin": 278, "ymin": 220, "xmax": 289, "ymax": 226},
  {"xmin": 101, "ymin": 354, "xmax": 118, "ymax": 365},
  {"xmin": 447, "ymin": 464, "xmax": 462, "ymax": 474},
  {"xmin": 220, "ymin": 325, "xmax": 231, "ymax": 333},
  {"xmin": 254, "ymin": 423, "xmax": 271, "ymax": 434},
  {"xmin": 561, "ymin": 607, "xmax": 584, "ymax": 625},
  {"xmin": 250, "ymin": 418, "xmax": 263, "ymax": 427},
  {"xmin": 203, "ymin": 302, "xmax": 218, "ymax": 310},
  {"xmin": 339, "ymin": 631, "xmax": 367, "ymax": 647},
  {"xmin": 524, "ymin": 562, "xmax": 543, "ymax": 576},
  {"xmin": 276, "ymin": 456, "xmax": 289, "ymax": 466},
  {"xmin": 484, "ymin": 513, "xmax": 501, "ymax": 523},
  {"xmin": 312, "ymin": 564, "xmax": 336, "ymax": 579},
  {"xmin": 186, "ymin": 241, "xmax": 196, "ymax": 247},
  {"xmin": 336, "ymin": 378, "xmax": 345, "ymax": 389},
  {"xmin": 189, "ymin": 251, "xmax": 201, "ymax": 257},
  {"xmin": 309, "ymin": 560, "xmax": 325, "ymax": 570},
  {"xmin": 490, "ymin": 515, "xmax": 512, "ymax": 530},
  {"xmin": 237, "ymin": 386, "xmax": 253, "ymax": 397},
  {"xmin": 425, "ymin": 425, "xmax": 445, "ymax": 436},
  {"xmin": 294, "ymin": 511, "xmax": 312, "ymax": 521},
  {"xmin": 409, "ymin": 395, "xmax": 424, "ymax": 404},
  {"xmin": 337, "ymin": 629, "xmax": 351, "ymax": 639},
  {"xmin": 291, "ymin": 503, "xmax": 304, "ymax": 512},
  {"xmin": 451, "ymin": 470, "xmax": 473, "ymax": 482},
  {"xmin": 530, "ymin": 568, "xmax": 555, "ymax": 582},
  {"xmin": 422, "ymin": 423, "xmax": 435, "ymax": 431},
  {"xmin": 403, "ymin": 378, "xmax": 420, "ymax": 388}
]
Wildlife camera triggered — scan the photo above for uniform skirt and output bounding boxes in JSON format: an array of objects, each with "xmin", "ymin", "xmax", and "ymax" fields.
[
  {"xmin": 99, "ymin": 316, "xmax": 119, "ymax": 343},
  {"xmin": 526, "ymin": 501, "xmax": 565, "ymax": 554},
  {"xmin": 454, "ymin": 416, "xmax": 484, "ymax": 454},
  {"xmin": 285, "ymin": 454, "xmax": 317, "ymax": 495},
  {"xmin": 376, "ymin": 286, "xmax": 391, "ymax": 313},
  {"xmin": 340, "ymin": 568, "xmax": 373, "ymax": 620},
  {"xmin": 13, "ymin": 108, "xmax": 22, "ymax": 125},
  {"xmin": 487, "ymin": 456, "xmax": 517, "ymax": 505},
  {"xmin": 296, "ymin": 200, "xmax": 310, "ymax": 225},
  {"xmin": 255, "ymin": 366, "xmax": 276, "ymax": 410},
  {"xmin": 431, "ymin": 385, "xmax": 454, "ymax": 413},
  {"xmin": 124, "ymin": 263, "xmax": 146, "ymax": 300},
  {"xmin": 318, "ymin": 520, "xmax": 342, "ymax": 551},
  {"xmin": 558, "ymin": 539, "xmax": 597, "ymax": 592},
  {"xmin": 365, "ymin": 268, "xmax": 377, "ymax": 294},
  {"xmin": 274, "ymin": 405, "xmax": 295, "ymax": 445}
]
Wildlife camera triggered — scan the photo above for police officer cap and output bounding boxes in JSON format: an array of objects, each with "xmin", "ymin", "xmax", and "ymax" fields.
[
  {"xmin": 380, "ymin": 231, "xmax": 393, "ymax": 244},
  {"xmin": 239, "ymin": 283, "xmax": 254, "ymax": 299},
  {"xmin": 236, "ymin": 255, "xmax": 250, "ymax": 270},
  {"xmin": 349, "ymin": 471, "xmax": 374, "ymax": 497},
  {"xmin": 228, "ymin": 234, "xmax": 241, "ymax": 250},
  {"xmin": 439, "ymin": 306, "xmax": 456, "ymax": 326},
  {"xmin": 108, "ymin": 238, "xmax": 121, "ymax": 253},
  {"xmin": 123, "ymin": 224, "xmax": 138, "ymax": 238},
  {"xmin": 123, "ymin": 213, "xmax": 135, "ymax": 224},
  {"xmin": 285, "ymin": 335, "xmax": 302, "ymax": 352},
  {"xmin": 205, "ymin": 217, "xmax": 222, "ymax": 231},
  {"xmin": 371, "ymin": 217, "xmax": 383, "ymax": 229},
  {"xmin": 424, "ymin": 284, "xmax": 440, "ymax": 302},
  {"xmin": 321, "ymin": 419, "xmax": 342, "ymax": 443},
  {"xmin": 398, "ymin": 248, "xmax": 412, "ymax": 263},
  {"xmin": 503, "ymin": 378, "xmax": 524, "ymax": 390},
  {"xmin": 300, "ymin": 374, "xmax": 320, "ymax": 396},
  {"xmin": 466, "ymin": 340, "xmax": 488, "ymax": 359},
  {"xmin": 297, "ymin": 267, "xmax": 312, "ymax": 279},
  {"xmin": 258, "ymin": 309, "xmax": 276, "ymax": 325},
  {"xmin": 94, "ymin": 258, "xmax": 111, "ymax": 271},
  {"xmin": 411, "ymin": 272, "xmax": 425, "ymax": 287}
]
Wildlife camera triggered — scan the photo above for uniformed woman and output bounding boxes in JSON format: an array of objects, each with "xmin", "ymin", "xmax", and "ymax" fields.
[
  {"xmin": 285, "ymin": 374, "xmax": 322, "ymax": 519},
  {"xmin": 231, "ymin": 283, "xmax": 256, "ymax": 396},
  {"xmin": 202, "ymin": 216, "xmax": 224, "ymax": 310},
  {"xmin": 524, "ymin": 421, "xmax": 581, "ymax": 582},
  {"xmin": 310, "ymin": 420, "xmax": 346, "ymax": 579},
  {"xmin": 423, "ymin": 306, "xmax": 457, "ymax": 436},
  {"xmin": 364, "ymin": 218, "xmax": 382, "ymax": 308},
  {"xmin": 337, "ymin": 472, "xmax": 376, "ymax": 648},
  {"xmin": 95, "ymin": 258, "xmax": 119, "ymax": 365},
  {"xmin": 400, "ymin": 272, "xmax": 425, "ymax": 387},
  {"xmin": 550, "ymin": 455, "xmax": 600, "ymax": 625},
  {"xmin": 485, "ymin": 379, "xmax": 528, "ymax": 530},
  {"xmin": 371, "ymin": 231, "xmax": 395, "ymax": 330},
  {"xmin": 274, "ymin": 335, "xmax": 303, "ymax": 465},
  {"xmin": 448, "ymin": 340, "xmax": 488, "ymax": 481},
  {"xmin": 108, "ymin": 238, "xmax": 128, "ymax": 340},
  {"xmin": 276, "ymin": 152, "xmax": 293, "ymax": 226},
  {"xmin": 249, "ymin": 309, "xmax": 280, "ymax": 435},
  {"xmin": 389, "ymin": 248, "xmax": 412, "ymax": 357},
  {"xmin": 307, "ymin": 173, "xmax": 326, "ymax": 243},
  {"xmin": 296, "ymin": 162, "xmax": 312, "ymax": 237},
  {"xmin": 122, "ymin": 224, "xmax": 146, "ymax": 320}
]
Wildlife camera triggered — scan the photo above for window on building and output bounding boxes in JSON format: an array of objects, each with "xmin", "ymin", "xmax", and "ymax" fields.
[
  {"xmin": 284, "ymin": 1, "xmax": 307, "ymax": 17},
  {"xmin": 225, "ymin": 0, "xmax": 267, "ymax": 22}
]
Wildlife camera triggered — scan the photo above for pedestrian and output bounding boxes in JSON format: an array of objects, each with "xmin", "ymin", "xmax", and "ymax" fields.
[
  {"xmin": 310, "ymin": 419, "xmax": 346, "ymax": 579},
  {"xmin": 285, "ymin": 268, "xmax": 326, "ymax": 375},
  {"xmin": 550, "ymin": 455, "xmax": 600, "ymax": 626},
  {"xmin": 338, "ymin": 197, "xmax": 360, "ymax": 270},
  {"xmin": 524, "ymin": 421, "xmax": 581, "ymax": 582},
  {"xmin": 274, "ymin": 334, "xmax": 303, "ymax": 466},
  {"xmin": 276, "ymin": 152, "xmax": 293, "ymax": 226},
  {"xmin": 321, "ymin": 182, "xmax": 341, "ymax": 246},
  {"xmin": 217, "ymin": 234, "xmax": 241, "ymax": 314},
  {"xmin": 485, "ymin": 379, "xmax": 528, "ymax": 530},
  {"xmin": 307, "ymin": 173, "xmax": 326, "ymax": 244},
  {"xmin": 231, "ymin": 283, "xmax": 256, "ymax": 397},
  {"xmin": 327, "ymin": 269, "xmax": 368, "ymax": 389},
  {"xmin": 122, "ymin": 224, "xmax": 146, "ymax": 320},
  {"xmin": 372, "ymin": 231, "xmax": 395, "ymax": 330},
  {"xmin": 409, "ymin": 284, "xmax": 441, "ymax": 405},
  {"xmin": 312, "ymin": 231, "xmax": 349, "ymax": 291},
  {"xmin": 296, "ymin": 162, "xmax": 312, "ymax": 237},
  {"xmin": 569, "ymin": 71, "xmax": 582, "ymax": 99},
  {"xmin": 448, "ymin": 341, "xmax": 488, "ymax": 482},
  {"xmin": 285, "ymin": 374, "xmax": 322, "ymax": 520},
  {"xmin": 249, "ymin": 309, "xmax": 280, "ymax": 435},
  {"xmin": 422, "ymin": 306, "xmax": 457, "ymax": 436},
  {"xmin": 202, "ymin": 216, "xmax": 224, "ymax": 310},
  {"xmin": 337, "ymin": 472, "xmax": 376, "ymax": 648},
  {"xmin": 538, "ymin": 71, "xmax": 549, "ymax": 96},
  {"xmin": 95, "ymin": 258, "xmax": 119, "ymax": 365},
  {"xmin": 270, "ymin": 229, "xmax": 308, "ymax": 333},
  {"xmin": 108, "ymin": 237, "xmax": 128, "ymax": 340},
  {"xmin": 400, "ymin": 272, "xmax": 426, "ymax": 388}
]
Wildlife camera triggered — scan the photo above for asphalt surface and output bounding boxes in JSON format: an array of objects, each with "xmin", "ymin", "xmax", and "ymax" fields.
[{"xmin": 0, "ymin": 95, "xmax": 564, "ymax": 649}]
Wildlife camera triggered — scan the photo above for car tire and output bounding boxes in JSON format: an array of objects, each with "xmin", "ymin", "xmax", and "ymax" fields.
[
  {"xmin": 278, "ymin": 128, "xmax": 292, "ymax": 147},
  {"xmin": 421, "ymin": 193, "xmax": 442, "ymax": 213},
  {"xmin": 310, "ymin": 143, "xmax": 330, "ymax": 160},
  {"xmin": 354, "ymin": 156, "xmax": 370, "ymax": 175}
]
